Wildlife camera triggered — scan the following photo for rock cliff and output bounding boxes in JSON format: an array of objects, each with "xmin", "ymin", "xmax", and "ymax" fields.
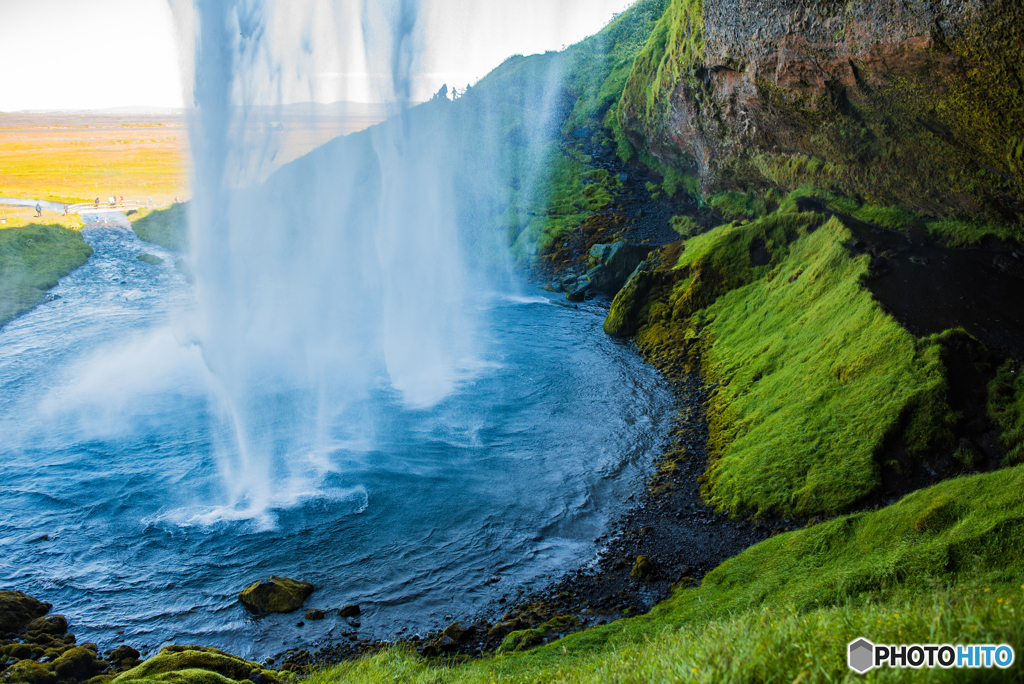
[{"xmin": 619, "ymin": 0, "xmax": 1024, "ymax": 232}]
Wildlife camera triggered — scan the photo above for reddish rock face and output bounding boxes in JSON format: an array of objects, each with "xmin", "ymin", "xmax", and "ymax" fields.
[{"xmin": 621, "ymin": 0, "xmax": 1024, "ymax": 227}]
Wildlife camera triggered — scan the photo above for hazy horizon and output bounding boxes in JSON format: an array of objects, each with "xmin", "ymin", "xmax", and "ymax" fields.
[{"xmin": 1, "ymin": 0, "xmax": 635, "ymax": 111}]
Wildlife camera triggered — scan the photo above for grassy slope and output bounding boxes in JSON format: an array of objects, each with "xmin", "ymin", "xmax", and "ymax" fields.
[
  {"xmin": 130, "ymin": 203, "xmax": 188, "ymax": 252},
  {"xmin": 610, "ymin": 196, "xmax": 980, "ymax": 518},
  {"xmin": 0, "ymin": 224, "xmax": 93, "ymax": 327},
  {"xmin": 692, "ymin": 217, "xmax": 949, "ymax": 517},
  {"xmin": 316, "ymin": 464, "xmax": 1024, "ymax": 683}
]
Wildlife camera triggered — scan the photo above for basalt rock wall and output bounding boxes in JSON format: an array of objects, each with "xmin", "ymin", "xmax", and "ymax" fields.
[{"xmin": 619, "ymin": 0, "xmax": 1024, "ymax": 230}]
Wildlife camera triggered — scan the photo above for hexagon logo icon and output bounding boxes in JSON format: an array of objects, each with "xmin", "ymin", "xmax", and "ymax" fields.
[{"xmin": 848, "ymin": 638, "xmax": 874, "ymax": 674}]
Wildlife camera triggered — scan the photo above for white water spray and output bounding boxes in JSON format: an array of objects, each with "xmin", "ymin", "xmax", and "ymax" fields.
[{"xmin": 172, "ymin": 0, "xmax": 568, "ymax": 517}]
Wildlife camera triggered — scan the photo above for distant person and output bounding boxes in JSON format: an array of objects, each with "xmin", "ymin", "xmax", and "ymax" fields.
[
  {"xmin": 451, "ymin": 86, "xmax": 459, "ymax": 99},
  {"xmin": 119, "ymin": 195, "xmax": 124, "ymax": 204},
  {"xmin": 434, "ymin": 84, "xmax": 448, "ymax": 101},
  {"xmin": 95, "ymin": 198, "xmax": 100, "ymax": 209},
  {"xmin": 466, "ymin": 83, "xmax": 471, "ymax": 94},
  {"xmin": 173, "ymin": 196, "xmax": 179, "ymax": 204},
  {"xmin": 109, "ymin": 196, "xmax": 116, "ymax": 207},
  {"xmin": 63, "ymin": 204, "xmax": 69, "ymax": 216},
  {"xmin": 35, "ymin": 203, "xmax": 42, "ymax": 217}
]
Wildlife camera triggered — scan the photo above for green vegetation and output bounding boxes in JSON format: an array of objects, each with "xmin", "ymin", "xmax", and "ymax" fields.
[
  {"xmin": 0, "ymin": 224, "xmax": 93, "ymax": 327},
  {"xmin": 310, "ymin": 465, "xmax": 1024, "ymax": 682},
  {"xmin": 496, "ymin": 616, "xmax": 581, "ymax": 655},
  {"xmin": 695, "ymin": 219, "xmax": 952, "ymax": 517},
  {"xmin": 503, "ymin": 148, "xmax": 616, "ymax": 257},
  {"xmin": 113, "ymin": 646, "xmax": 292, "ymax": 684},
  {"xmin": 707, "ymin": 190, "xmax": 766, "ymax": 220},
  {"xmin": 925, "ymin": 218, "xmax": 1021, "ymax": 247},
  {"xmin": 559, "ymin": 0, "xmax": 669, "ymax": 138},
  {"xmin": 670, "ymin": 215, "xmax": 698, "ymax": 237},
  {"xmin": 608, "ymin": 199, "xmax": 975, "ymax": 518},
  {"xmin": 465, "ymin": 0, "xmax": 671, "ymax": 260},
  {"xmin": 619, "ymin": 0, "xmax": 704, "ymax": 129},
  {"xmin": 989, "ymin": 360, "xmax": 1024, "ymax": 466},
  {"xmin": 130, "ymin": 203, "xmax": 188, "ymax": 252}
]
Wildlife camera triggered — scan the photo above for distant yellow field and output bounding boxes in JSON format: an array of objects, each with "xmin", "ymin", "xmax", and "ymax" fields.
[
  {"xmin": 0, "ymin": 109, "xmax": 386, "ymax": 206},
  {"xmin": 0, "ymin": 112, "xmax": 189, "ymax": 205}
]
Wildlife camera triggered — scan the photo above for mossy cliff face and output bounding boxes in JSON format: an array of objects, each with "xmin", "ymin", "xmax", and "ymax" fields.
[{"xmin": 619, "ymin": 0, "xmax": 1024, "ymax": 233}]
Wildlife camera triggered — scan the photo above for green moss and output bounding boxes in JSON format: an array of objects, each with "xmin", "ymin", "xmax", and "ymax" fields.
[
  {"xmin": 115, "ymin": 670, "xmax": 241, "ymax": 684},
  {"xmin": 2, "ymin": 660, "xmax": 57, "ymax": 684},
  {"xmin": 113, "ymin": 646, "xmax": 289, "ymax": 684},
  {"xmin": 925, "ymin": 218, "xmax": 1019, "ymax": 247},
  {"xmin": 52, "ymin": 646, "xmax": 103, "ymax": 682},
  {"xmin": 670, "ymin": 215, "xmax": 698, "ymax": 237},
  {"xmin": 0, "ymin": 224, "xmax": 93, "ymax": 327},
  {"xmin": 602, "ymin": 105, "xmax": 635, "ymax": 163},
  {"xmin": 136, "ymin": 254, "xmax": 163, "ymax": 265},
  {"xmin": 238, "ymin": 576, "xmax": 313, "ymax": 614},
  {"xmin": 510, "ymin": 147, "xmax": 615, "ymax": 258},
  {"xmin": 699, "ymin": 218, "xmax": 952, "ymax": 517},
  {"xmin": 496, "ymin": 616, "xmax": 581, "ymax": 655},
  {"xmin": 851, "ymin": 204, "xmax": 916, "ymax": 230},
  {"xmin": 914, "ymin": 495, "xmax": 962, "ymax": 533},
  {"xmin": 609, "ymin": 204, "xmax": 964, "ymax": 518},
  {"xmin": 130, "ymin": 203, "xmax": 188, "ymax": 252},
  {"xmin": 989, "ymin": 360, "xmax": 1024, "ymax": 465},
  {"xmin": 619, "ymin": 0, "xmax": 704, "ymax": 128},
  {"xmin": 708, "ymin": 190, "xmax": 766, "ymax": 220}
]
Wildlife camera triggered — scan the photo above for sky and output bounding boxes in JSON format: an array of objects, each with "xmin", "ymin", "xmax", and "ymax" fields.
[{"xmin": 0, "ymin": 0, "xmax": 635, "ymax": 111}]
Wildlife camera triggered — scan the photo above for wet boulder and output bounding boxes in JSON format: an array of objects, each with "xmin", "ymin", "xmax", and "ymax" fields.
[
  {"xmin": 418, "ymin": 635, "xmax": 459, "ymax": 658},
  {"xmin": 26, "ymin": 615, "xmax": 68, "ymax": 637},
  {"xmin": 338, "ymin": 604, "xmax": 360, "ymax": 618},
  {"xmin": 0, "ymin": 591, "xmax": 52, "ymax": 633},
  {"xmin": 105, "ymin": 645, "xmax": 141, "ymax": 673},
  {"xmin": 585, "ymin": 243, "xmax": 656, "ymax": 296},
  {"xmin": 2, "ymin": 659, "xmax": 57, "ymax": 684},
  {"xmin": 52, "ymin": 646, "xmax": 104, "ymax": 682},
  {"xmin": 565, "ymin": 275, "xmax": 591, "ymax": 302},
  {"xmin": 440, "ymin": 621, "xmax": 476, "ymax": 643},
  {"xmin": 303, "ymin": 609, "xmax": 324, "ymax": 621},
  {"xmin": 238, "ymin": 576, "xmax": 313, "ymax": 614}
]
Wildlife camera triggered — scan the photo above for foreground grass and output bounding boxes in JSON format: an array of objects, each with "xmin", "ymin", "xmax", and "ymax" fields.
[
  {"xmin": 0, "ymin": 224, "xmax": 93, "ymax": 326},
  {"xmin": 313, "ymin": 465, "xmax": 1024, "ymax": 683}
]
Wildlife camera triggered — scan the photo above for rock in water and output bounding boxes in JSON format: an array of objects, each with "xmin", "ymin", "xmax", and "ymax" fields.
[
  {"xmin": 0, "ymin": 590, "xmax": 52, "ymax": 632},
  {"xmin": 304, "ymin": 609, "xmax": 325, "ymax": 621},
  {"xmin": 338, "ymin": 604, "xmax": 361, "ymax": 618},
  {"xmin": 238, "ymin": 576, "xmax": 314, "ymax": 613}
]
